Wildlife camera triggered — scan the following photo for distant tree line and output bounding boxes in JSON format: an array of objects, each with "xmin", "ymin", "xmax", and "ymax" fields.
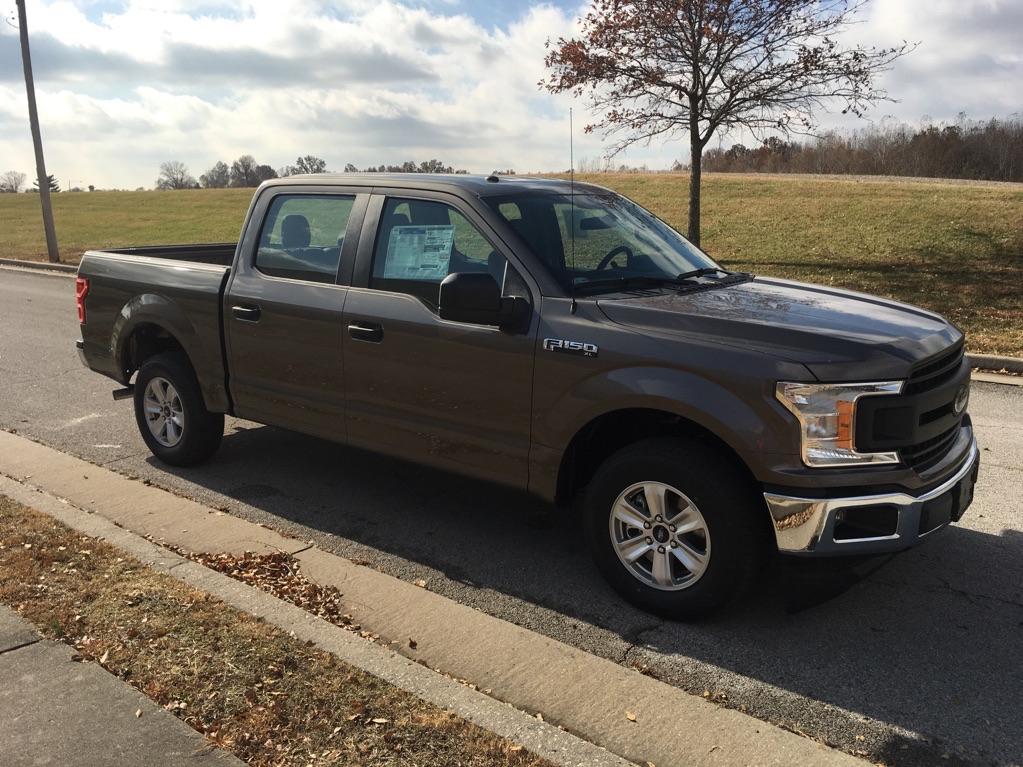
[
  {"xmin": 0, "ymin": 172, "xmax": 69, "ymax": 193},
  {"xmin": 701, "ymin": 116, "xmax": 1023, "ymax": 182},
  {"xmin": 354, "ymin": 159, "xmax": 468, "ymax": 174},
  {"xmin": 154, "ymin": 156, "xmax": 469, "ymax": 191}
]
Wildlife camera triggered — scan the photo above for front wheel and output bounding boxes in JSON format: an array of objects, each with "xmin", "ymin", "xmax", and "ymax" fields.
[
  {"xmin": 133, "ymin": 352, "xmax": 223, "ymax": 466},
  {"xmin": 583, "ymin": 437, "xmax": 767, "ymax": 619}
]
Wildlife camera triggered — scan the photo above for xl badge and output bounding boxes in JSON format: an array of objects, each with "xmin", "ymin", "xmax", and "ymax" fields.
[
  {"xmin": 543, "ymin": 338, "xmax": 599, "ymax": 358},
  {"xmin": 953, "ymin": 384, "xmax": 970, "ymax": 415}
]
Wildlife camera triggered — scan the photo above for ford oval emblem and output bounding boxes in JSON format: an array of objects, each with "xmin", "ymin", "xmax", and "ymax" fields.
[{"xmin": 953, "ymin": 384, "xmax": 970, "ymax": 415}]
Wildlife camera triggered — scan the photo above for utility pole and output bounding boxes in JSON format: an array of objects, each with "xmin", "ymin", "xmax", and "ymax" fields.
[{"xmin": 16, "ymin": 0, "xmax": 59, "ymax": 263}]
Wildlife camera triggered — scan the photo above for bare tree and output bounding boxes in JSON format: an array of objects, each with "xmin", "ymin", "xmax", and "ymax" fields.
[
  {"xmin": 254, "ymin": 164, "xmax": 278, "ymax": 183},
  {"xmin": 280, "ymin": 155, "xmax": 328, "ymax": 176},
  {"xmin": 229, "ymin": 155, "xmax": 260, "ymax": 187},
  {"xmin": 156, "ymin": 160, "xmax": 197, "ymax": 190},
  {"xmin": 0, "ymin": 170, "xmax": 27, "ymax": 193},
  {"xmin": 543, "ymin": 0, "xmax": 911, "ymax": 245},
  {"xmin": 199, "ymin": 161, "xmax": 230, "ymax": 188}
]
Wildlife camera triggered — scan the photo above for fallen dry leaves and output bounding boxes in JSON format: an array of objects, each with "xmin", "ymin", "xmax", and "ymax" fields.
[
  {"xmin": 0, "ymin": 496, "xmax": 554, "ymax": 767},
  {"xmin": 183, "ymin": 550, "xmax": 352, "ymax": 629}
]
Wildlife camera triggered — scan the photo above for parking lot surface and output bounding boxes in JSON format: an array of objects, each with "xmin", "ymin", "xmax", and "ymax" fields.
[{"xmin": 2, "ymin": 268, "xmax": 1020, "ymax": 765}]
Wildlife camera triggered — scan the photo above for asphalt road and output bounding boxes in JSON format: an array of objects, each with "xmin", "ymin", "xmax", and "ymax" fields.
[{"xmin": 2, "ymin": 267, "xmax": 1021, "ymax": 766}]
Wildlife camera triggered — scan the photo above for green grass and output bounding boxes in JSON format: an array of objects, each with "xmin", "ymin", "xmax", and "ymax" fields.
[
  {"xmin": 1, "ymin": 188, "xmax": 253, "ymax": 257},
  {"xmin": 2, "ymin": 174, "xmax": 1020, "ymax": 355}
]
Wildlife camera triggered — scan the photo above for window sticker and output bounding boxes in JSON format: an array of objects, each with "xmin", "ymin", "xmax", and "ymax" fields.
[{"xmin": 382, "ymin": 225, "xmax": 454, "ymax": 281}]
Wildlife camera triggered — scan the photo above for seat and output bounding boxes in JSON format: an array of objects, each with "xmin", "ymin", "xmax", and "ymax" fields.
[{"xmin": 281, "ymin": 214, "xmax": 311, "ymax": 249}]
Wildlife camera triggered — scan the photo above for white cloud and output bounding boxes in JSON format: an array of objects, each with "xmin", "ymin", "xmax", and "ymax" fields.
[{"xmin": 0, "ymin": 0, "xmax": 1018, "ymax": 188}]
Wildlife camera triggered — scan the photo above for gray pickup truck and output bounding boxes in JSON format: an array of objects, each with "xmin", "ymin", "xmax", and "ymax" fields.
[{"xmin": 76, "ymin": 174, "xmax": 979, "ymax": 617}]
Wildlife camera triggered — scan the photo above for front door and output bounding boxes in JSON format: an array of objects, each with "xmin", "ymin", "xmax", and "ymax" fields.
[
  {"xmin": 342, "ymin": 194, "xmax": 537, "ymax": 487},
  {"xmin": 225, "ymin": 190, "xmax": 365, "ymax": 441}
]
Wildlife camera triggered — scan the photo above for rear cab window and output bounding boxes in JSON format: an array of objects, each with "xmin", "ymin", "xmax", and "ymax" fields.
[{"xmin": 256, "ymin": 195, "xmax": 355, "ymax": 283}]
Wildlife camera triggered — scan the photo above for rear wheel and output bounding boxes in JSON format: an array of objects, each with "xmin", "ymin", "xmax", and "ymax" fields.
[
  {"xmin": 583, "ymin": 437, "xmax": 766, "ymax": 619},
  {"xmin": 133, "ymin": 352, "xmax": 223, "ymax": 466}
]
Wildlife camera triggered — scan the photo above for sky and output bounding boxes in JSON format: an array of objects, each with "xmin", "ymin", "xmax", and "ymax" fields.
[{"xmin": 0, "ymin": 0, "xmax": 1020, "ymax": 189}]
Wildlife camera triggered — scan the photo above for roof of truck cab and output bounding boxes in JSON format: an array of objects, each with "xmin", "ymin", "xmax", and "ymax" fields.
[{"xmin": 264, "ymin": 173, "xmax": 610, "ymax": 198}]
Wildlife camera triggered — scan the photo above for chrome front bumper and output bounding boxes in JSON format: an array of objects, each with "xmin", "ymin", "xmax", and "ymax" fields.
[{"xmin": 764, "ymin": 437, "xmax": 980, "ymax": 555}]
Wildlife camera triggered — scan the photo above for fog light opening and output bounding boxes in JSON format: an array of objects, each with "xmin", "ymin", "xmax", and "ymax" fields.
[{"xmin": 833, "ymin": 505, "xmax": 899, "ymax": 541}]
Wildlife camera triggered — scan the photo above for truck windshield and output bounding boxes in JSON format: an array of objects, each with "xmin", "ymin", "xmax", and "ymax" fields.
[{"xmin": 485, "ymin": 191, "xmax": 721, "ymax": 295}]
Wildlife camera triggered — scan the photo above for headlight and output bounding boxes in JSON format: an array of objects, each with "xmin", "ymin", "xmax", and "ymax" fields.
[{"xmin": 776, "ymin": 381, "xmax": 903, "ymax": 467}]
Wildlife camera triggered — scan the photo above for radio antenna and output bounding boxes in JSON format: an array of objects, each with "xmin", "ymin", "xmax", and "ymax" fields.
[{"xmin": 569, "ymin": 106, "xmax": 577, "ymax": 314}]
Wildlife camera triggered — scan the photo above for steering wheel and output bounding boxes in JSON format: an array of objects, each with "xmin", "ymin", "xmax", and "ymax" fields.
[{"xmin": 596, "ymin": 245, "xmax": 634, "ymax": 270}]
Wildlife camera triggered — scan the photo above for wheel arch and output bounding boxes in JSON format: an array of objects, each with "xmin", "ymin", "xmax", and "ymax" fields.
[
  {"xmin": 553, "ymin": 407, "xmax": 761, "ymax": 507},
  {"xmin": 111, "ymin": 294, "xmax": 230, "ymax": 412}
]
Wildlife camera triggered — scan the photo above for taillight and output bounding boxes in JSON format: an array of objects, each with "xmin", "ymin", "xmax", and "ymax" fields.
[{"xmin": 75, "ymin": 277, "xmax": 89, "ymax": 324}]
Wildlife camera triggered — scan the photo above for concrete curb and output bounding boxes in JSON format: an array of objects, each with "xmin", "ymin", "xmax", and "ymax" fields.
[
  {"xmin": 0, "ymin": 430, "xmax": 864, "ymax": 767},
  {"xmin": 0, "ymin": 257, "xmax": 77, "ymax": 274},
  {"xmin": 0, "ymin": 476, "xmax": 631, "ymax": 767},
  {"xmin": 972, "ymin": 371, "xmax": 1023, "ymax": 387},
  {"xmin": 968, "ymin": 353, "xmax": 1023, "ymax": 374}
]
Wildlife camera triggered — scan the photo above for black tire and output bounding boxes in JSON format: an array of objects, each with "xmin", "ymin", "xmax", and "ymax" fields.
[
  {"xmin": 583, "ymin": 437, "xmax": 768, "ymax": 620},
  {"xmin": 133, "ymin": 351, "xmax": 223, "ymax": 467}
]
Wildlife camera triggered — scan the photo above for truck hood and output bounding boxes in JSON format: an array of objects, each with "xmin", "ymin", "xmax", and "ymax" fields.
[{"xmin": 596, "ymin": 276, "xmax": 963, "ymax": 381}]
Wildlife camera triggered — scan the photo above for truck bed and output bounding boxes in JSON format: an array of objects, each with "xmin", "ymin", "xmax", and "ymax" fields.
[{"xmin": 76, "ymin": 243, "xmax": 236, "ymax": 412}]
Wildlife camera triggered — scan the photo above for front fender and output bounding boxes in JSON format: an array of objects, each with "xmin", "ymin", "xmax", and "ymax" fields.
[{"xmin": 541, "ymin": 365, "xmax": 779, "ymax": 463}]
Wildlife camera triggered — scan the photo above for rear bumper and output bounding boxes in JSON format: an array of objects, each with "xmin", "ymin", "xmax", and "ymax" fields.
[{"xmin": 764, "ymin": 437, "xmax": 979, "ymax": 555}]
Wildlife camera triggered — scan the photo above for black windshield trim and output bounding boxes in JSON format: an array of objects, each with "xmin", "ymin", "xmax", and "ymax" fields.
[{"xmin": 572, "ymin": 269, "xmax": 743, "ymax": 296}]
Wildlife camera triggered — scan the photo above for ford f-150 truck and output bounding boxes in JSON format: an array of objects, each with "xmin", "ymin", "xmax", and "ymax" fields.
[{"xmin": 75, "ymin": 174, "xmax": 979, "ymax": 617}]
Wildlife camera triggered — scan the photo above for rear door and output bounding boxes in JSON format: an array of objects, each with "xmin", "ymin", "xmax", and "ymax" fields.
[
  {"xmin": 341, "ymin": 191, "xmax": 538, "ymax": 488},
  {"xmin": 224, "ymin": 186, "xmax": 367, "ymax": 440}
]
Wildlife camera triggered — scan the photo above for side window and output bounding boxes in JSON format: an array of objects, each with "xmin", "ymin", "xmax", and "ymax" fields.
[
  {"xmin": 256, "ymin": 195, "xmax": 355, "ymax": 283},
  {"xmin": 371, "ymin": 198, "xmax": 520, "ymax": 308}
]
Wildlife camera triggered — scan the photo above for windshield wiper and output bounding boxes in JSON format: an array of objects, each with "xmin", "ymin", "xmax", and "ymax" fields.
[
  {"xmin": 676, "ymin": 267, "xmax": 728, "ymax": 280},
  {"xmin": 572, "ymin": 268, "xmax": 731, "ymax": 296}
]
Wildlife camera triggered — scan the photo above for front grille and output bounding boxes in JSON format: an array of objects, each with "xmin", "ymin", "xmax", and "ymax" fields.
[
  {"xmin": 900, "ymin": 425, "xmax": 959, "ymax": 472},
  {"xmin": 904, "ymin": 343, "xmax": 964, "ymax": 395},
  {"xmin": 856, "ymin": 341, "xmax": 968, "ymax": 473}
]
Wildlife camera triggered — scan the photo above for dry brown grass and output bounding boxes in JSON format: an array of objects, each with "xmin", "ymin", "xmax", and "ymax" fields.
[
  {"xmin": 0, "ymin": 495, "xmax": 554, "ymax": 767},
  {"xmin": 3, "ymin": 174, "xmax": 1018, "ymax": 353}
]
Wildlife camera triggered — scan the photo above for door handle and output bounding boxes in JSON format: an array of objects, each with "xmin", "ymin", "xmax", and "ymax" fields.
[
  {"xmin": 348, "ymin": 322, "xmax": 383, "ymax": 343},
  {"xmin": 232, "ymin": 304, "xmax": 261, "ymax": 322}
]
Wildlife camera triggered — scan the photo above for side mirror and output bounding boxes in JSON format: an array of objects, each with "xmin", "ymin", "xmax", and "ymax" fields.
[
  {"xmin": 439, "ymin": 272, "xmax": 529, "ymax": 331},
  {"xmin": 439, "ymin": 272, "xmax": 501, "ymax": 325}
]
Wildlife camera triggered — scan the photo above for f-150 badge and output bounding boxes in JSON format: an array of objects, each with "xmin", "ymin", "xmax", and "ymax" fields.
[{"xmin": 543, "ymin": 338, "xmax": 599, "ymax": 357}]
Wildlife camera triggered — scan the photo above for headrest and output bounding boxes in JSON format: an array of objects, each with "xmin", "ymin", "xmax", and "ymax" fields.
[
  {"xmin": 410, "ymin": 202, "xmax": 450, "ymax": 226},
  {"xmin": 281, "ymin": 214, "xmax": 311, "ymax": 248}
]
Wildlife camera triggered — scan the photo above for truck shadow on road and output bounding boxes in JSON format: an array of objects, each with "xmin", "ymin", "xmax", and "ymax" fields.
[{"xmin": 151, "ymin": 422, "xmax": 1022, "ymax": 767}]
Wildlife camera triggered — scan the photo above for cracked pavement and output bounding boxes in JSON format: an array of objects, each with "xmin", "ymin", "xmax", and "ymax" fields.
[{"xmin": 2, "ymin": 268, "xmax": 1021, "ymax": 766}]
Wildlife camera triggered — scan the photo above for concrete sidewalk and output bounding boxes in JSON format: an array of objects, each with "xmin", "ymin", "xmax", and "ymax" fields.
[
  {"xmin": 0, "ymin": 606, "xmax": 242, "ymax": 767},
  {"xmin": 0, "ymin": 429, "xmax": 866, "ymax": 767}
]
